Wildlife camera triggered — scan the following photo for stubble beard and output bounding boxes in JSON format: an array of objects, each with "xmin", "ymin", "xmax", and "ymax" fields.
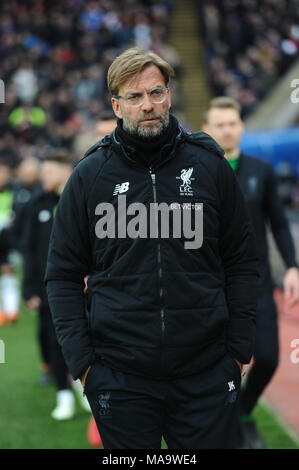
[{"xmin": 122, "ymin": 110, "xmax": 170, "ymax": 141}]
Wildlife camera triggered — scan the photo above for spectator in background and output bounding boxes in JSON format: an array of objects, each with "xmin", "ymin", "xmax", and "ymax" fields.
[
  {"xmin": 96, "ymin": 109, "xmax": 116, "ymax": 139},
  {"xmin": 22, "ymin": 149, "xmax": 90, "ymax": 420},
  {"xmin": 202, "ymin": 96, "xmax": 299, "ymax": 449},
  {"xmin": 12, "ymin": 62, "xmax": 38, "ymax": 104},
  {"xmin": 0, "ymin": 156, "xmax": 41, "ymax": 258},
  {"xmin": 0, "ymin": 157, "xmax": 20, "ymax": 326},
  {"xmin": 72, "ymin": 109, "xmax": 116, "ymax": 160}
]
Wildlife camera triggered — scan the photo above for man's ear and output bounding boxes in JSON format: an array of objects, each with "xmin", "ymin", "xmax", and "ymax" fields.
[
  {"xmin": 201, "ymin": 123, "xmax": 209, "ymax": 133},
  {"xmin": 111, "ymin": 97, "xmax": 122, "ymax": 119}
]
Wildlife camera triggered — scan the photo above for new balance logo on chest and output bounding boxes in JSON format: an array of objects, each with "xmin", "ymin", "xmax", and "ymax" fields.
[{"xmin": 113, "ymin": 182, "xmax": 130, "ymax": 195}]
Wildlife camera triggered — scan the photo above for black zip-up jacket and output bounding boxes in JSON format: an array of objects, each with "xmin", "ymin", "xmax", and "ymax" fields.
[
  {"xmin": 45, "ymin": 125, "xmax": 259, "ymax": 380},
  {"xmin": 235, "ymin": 153, "xmax": 297, "ymax": 289},
  {"xmin": 23, "ymin": 189, "xmax": 59, "ymax": 303}
]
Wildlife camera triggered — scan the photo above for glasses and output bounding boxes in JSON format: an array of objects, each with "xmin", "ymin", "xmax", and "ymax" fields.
[{"xmin": 114, "ymin": 87, "xmax": 169, "ymax": 107}]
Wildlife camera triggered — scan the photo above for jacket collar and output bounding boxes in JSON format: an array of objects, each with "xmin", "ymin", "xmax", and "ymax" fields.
[{"xmin": 111, "ymin": 117, "xmax": 186, "ymax": 171}]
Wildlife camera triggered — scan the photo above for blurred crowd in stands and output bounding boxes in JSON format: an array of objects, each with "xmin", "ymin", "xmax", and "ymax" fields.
[
  {"xmin": 0, "ymin": 0, "xmax": 298, "ymax": 208},
  {"xmin": 0, "ymin": 0, "xmax": 182, "ymax": 168},
  {"xmin": 198, "ymin": 0, "xmax": 299, "ymax": 118}
]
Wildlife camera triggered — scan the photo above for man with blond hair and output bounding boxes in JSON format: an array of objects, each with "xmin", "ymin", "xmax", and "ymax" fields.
[
  {"xmin": 203, "ymin": 96, "xmax": 299, "ymax": 448},
  {"xmin": 45, "ymin": 48, "xmax": 259, "ymax": 449}
]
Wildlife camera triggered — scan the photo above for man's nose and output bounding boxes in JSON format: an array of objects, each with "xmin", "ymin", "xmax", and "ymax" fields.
[
  {"xmin": 223, "ymin": 127, "xmax": 232, "ymax": 136},
  {"xmin": 141, "ymin": 92, "xmax": 154, "ymax": 111}
]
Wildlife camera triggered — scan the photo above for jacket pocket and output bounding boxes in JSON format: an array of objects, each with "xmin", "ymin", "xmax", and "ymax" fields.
[
  {"xmin": 83, "ymin": 361, "xmax": 98, "ymax": 395},
  {"xmin": 225, "ymin": 353, "xmax": 242, "ymax": 379}
]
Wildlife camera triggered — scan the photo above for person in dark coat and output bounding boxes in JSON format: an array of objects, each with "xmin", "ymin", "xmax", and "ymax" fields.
[
  {"xmin": 202, "ymin": 96, "xmax": 299, "ymax": 449},
  {"xmin": 45, "ymin": 48, "xmax": 260, "ymax": 449},
  {"xmin": 23, "ymin": 148, "xmax": 88, "ymax": 419}
]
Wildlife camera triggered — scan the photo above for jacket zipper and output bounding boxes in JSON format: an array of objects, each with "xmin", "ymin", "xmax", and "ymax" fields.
[{"xmin": 149, "ymin": 169, "xmax": 165, "ymax": 337}]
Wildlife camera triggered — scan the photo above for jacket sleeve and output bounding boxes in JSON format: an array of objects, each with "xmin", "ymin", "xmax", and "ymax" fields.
[
  {"xmin": 45, "ymin": 168, "xmax": 95, "ymax": 380},
  {"xmin": 218, "ymin": 157, "xmax": 260, "ymax": 364},
  {"xmin": 264, "ymin": 164, "xmax": 297, "ymax": 268}
]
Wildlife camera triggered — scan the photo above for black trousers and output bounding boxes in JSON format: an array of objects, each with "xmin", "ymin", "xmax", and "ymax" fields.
[
  {"xmin": 38, "ymin": 304, "xmax": 69, "ymax": 390},
  {"xmin": 239, "ymin": 289, "xmax": 279, "ymax": 415},
  {"xmin": 84, "ymin": 353, "xmax": 241, "ymax": 449}
]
